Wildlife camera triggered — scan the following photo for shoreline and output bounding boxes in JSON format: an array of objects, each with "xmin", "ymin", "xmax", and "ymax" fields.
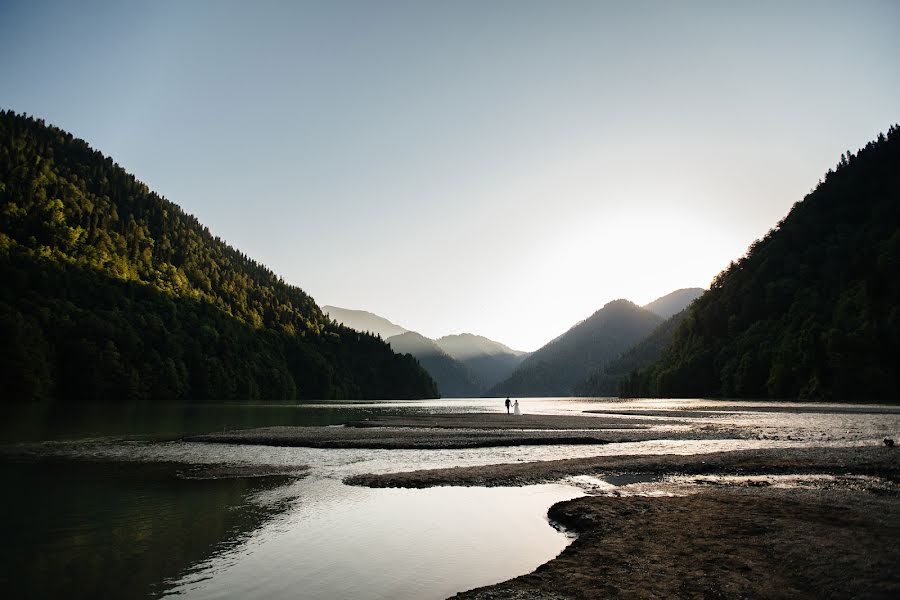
[
  {"xmin": 454, "ymin": 487, "xmax": 900, "ymax": 599},
  {"xmin": 183, "ymin": 413, "xmax": 731, "ymax": 450},
  {"xmin": 346, "ymin": 445, "xmax": 899, "ymax": 488}
]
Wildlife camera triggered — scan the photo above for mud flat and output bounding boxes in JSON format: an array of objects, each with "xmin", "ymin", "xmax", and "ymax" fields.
[
  {"xmin": 454, "ymin": 488, "xmax": 900, "ymax": 599},
  {"xmin": 186, "ymin": 413, "xmax": 715, "ymax": 450},
  {"xmin": 175, "ymin": 464, "xmax": 310, "ymax": 480},
  {"xmin": 347, "ymin": 414, "xmax": 669, "ymax": 429},
  {"xmin": 346, "ymin": 445, "xmax": 900, "ymax": 487}
]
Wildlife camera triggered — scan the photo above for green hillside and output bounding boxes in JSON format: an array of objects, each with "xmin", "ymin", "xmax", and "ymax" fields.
[
  {"xmin": 0, "ymin": 111, "xmax": 437, "ymax": 402},
  {"xmin": 634, "ymin": 126, "xmax": 900, "ymax": 401}
]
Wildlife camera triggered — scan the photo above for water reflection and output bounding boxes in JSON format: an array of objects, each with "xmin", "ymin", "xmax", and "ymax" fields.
[
  {"xmin": 0, "ymin": 461, "xmax": 291, "ymax": 600},
  {"xmin": 166, "ymin": 481, "xmax": 582, "ymax": 599}
]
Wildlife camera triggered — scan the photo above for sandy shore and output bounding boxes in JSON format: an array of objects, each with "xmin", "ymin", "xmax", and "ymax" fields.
[
  {"xmin": 175, "ymin": 464, "xmax": 310, "ymax": 480},
  {"xmin": 186, "ymin": 413, "xmax": 717, "ymax": 449},
  {"xmin": 454, "ymin": 488, "xmax": 900, "ymax": 599},
  {"xmin": 345, "ymin": 445, "xmax": 900, "ymax": 488},
  {"xmin": 184, "ymin": 409, "xmax": 900, "ymax": 598},
  {"xmin": 347, "ymin": 414, "xmax": 669, "ymax": 429},
  {"xmin": 336, "ymin": 429, "xmax": 899, "ymax": 599}
]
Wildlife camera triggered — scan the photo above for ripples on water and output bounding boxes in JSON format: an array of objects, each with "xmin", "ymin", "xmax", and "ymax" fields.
[{"xmin": 3, "ymin": 398, "xmax": 899, "ymax": 599}]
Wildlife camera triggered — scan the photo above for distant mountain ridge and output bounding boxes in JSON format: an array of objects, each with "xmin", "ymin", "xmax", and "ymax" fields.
[
  {"xmin": 324, "ymin": 306, "xmax": 408, "ymax": 339},
  {"xmin": 574, "ymin": 308, "xmax": 692, "ymax": 397},
  {"xmin": 435, "ymin": 334, "xmax": 529, "ymax": 391},
  {"xmin": 642, "ymin": 288, "xmax": 703, "ymax": 319},
  {"xmin": 489, "ymin": 299, "xmax": 662, "ymax": 397},
  {"xmin": 386, "ymin": 332, "xmax": 480, "ymax": 397},
  {"xmin": 323, "ymin": 305, "xmax": 528, "ymax": 396}
]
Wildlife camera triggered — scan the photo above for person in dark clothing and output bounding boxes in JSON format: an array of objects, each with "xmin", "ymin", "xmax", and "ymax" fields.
[{"xmin": 505, "ymin": 397, "xmax": 511, "ymax": 414}]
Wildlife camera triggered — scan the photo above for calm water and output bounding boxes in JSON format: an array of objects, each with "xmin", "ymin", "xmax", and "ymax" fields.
[{"xmin": 2, "ymin": 398, "xmax": 899, "ymax": 599}]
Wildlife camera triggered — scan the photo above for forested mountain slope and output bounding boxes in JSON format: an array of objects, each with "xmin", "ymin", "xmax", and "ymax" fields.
[
  {"xmin": 574, "ymin": 309, "xmax": 691, "ymax": 397},
  {"xmin": 386, "ymin": 332, "xmax": 480, "ymax": 397},
  {"xmin": 435, "ymin": 333, "xmax": 529, "ymax": 391},
  {"xmin": 323, "ymin": 306, "xmax": 408, "ymax": 340},
  {"xmin": 0, "ymin": 111, "xmax": 437, "ymax": 402},
  {"xmin": 635, "ymin": 126, "xmax": 900, "ymax": 401},
  {"xmin": 643, "ymin": 288, "xmax": 703, "ymax": 319},
  {"xmin": 489, "ymin": 300, "xmax": 662, "ymax": 397}
]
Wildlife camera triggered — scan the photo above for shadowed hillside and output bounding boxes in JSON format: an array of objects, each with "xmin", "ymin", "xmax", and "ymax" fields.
[
  {"xmin": 387, "ymin": 332, "xmax": 479, "ymax": 397},
  {"xmin": 435, "ymin": 334, "xmax": 529, "ymax": 391},
  {"xmin": 323, "ymin": 306, "xmax": 408, "ymax": 340},
  {"xmin": 574, "ymin": 309, "xmax": 691, "ymax": 397},
  {"xmin": 489, "ymin": 300, "xmax": 662, "ymax": 397},
  {"xmin": 633, "ymin": 126, "xmax": 900, "ymax": 401},
  {"xmin": 643, "ymin": 288, "xmax": 703, "ymax": 319}
]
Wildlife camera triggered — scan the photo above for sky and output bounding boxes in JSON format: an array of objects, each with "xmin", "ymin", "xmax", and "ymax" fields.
[{"xmin": 2, "ymin": 1, "xmax": 899, "ymax": 351}]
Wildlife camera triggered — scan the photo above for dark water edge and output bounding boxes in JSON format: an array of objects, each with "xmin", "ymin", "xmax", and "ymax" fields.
[
  {"xmin": 0, "ymin": 460, "xmax": 292, "ymax": 600},
  {"xmin": 0, "ymin": 401, "xmax": 418, "ymax": 444}
]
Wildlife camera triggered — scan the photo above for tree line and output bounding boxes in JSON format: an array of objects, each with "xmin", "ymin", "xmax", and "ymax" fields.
[{"xmin": 0, "ymin": 110, "xmax": 437, "ymax": 402}]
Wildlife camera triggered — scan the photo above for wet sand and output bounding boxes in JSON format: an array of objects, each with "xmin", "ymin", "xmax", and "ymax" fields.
[
  {"xmin": 345, "ymin": 445, "xmax": 900, "ymax": 488},
  {"xmin": 175, "ymin": 464, "xmax": 310, "ymax": 480},
  {"xmin": 347, "ymin": 414, "xmax": 668, "ymax": 429},
  {"xmin": 186, "ymin": 413, "xmax": 715, "ymax": 449},
  {"xmin": 185, "ymin": 409, "xmax": 900, "ymax": 598},
  {"xmin": 455, "ymin": 488, "xmax": 900, "ymax": 599},
  {"xmin": 349, "ymin": 445, "xmax": 900, "ymax": 599}
]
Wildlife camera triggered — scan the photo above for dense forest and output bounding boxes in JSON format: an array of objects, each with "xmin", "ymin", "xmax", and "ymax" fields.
[
  {"xmin": 631, "ymin": 126, "xmax": 900, "ymax": 401},
  {"xmin": 0, "ymin": 110, "xmax": 438, "ymax": 402},
  {"xmin": 489, "ymin": 300, "xmax": 662, "ymax": 397}
]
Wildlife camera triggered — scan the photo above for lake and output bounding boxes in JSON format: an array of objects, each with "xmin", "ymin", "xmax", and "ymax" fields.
[{"xmin": 2, "ymin": 398, "xmax": 898, "ymax": 598}]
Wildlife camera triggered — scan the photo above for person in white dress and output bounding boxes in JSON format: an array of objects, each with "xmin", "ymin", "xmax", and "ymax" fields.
[{"xmin": 513, "ymin": 399, "xmax": 521, "ymax": 415}]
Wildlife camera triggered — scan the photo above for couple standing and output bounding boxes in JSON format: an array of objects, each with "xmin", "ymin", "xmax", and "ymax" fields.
[{"xmin": 504, "ymin": 397, "xmax": 521, "ymax": 415}]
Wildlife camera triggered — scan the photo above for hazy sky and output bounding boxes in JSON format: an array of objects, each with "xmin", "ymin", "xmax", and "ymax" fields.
[{"xmin": 2, "ymin": 1, "xmax": 899, "ymax": 351}]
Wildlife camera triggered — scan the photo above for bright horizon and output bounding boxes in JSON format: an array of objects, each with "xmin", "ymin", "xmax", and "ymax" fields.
[{"xmin": 2, "ymin": 1, "xmax": 898, "ymax": 351}]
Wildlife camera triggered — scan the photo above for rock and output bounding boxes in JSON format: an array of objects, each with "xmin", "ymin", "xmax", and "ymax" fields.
[{"xmin": 884, "ymin": 438, "xmax": 895, "ymax": 448}]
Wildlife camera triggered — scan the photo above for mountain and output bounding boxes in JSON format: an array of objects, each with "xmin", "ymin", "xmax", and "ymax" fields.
[
  {"xmin": 323, "ymin": 306, "xmax": 408, "ymax": 340},
  {"xmin": 386, "ymin": 332, "xmax": 479, "ymax": 397},
  {"xmin": 434, "ymin": 334, "xmax": 529, "ymax": 391},
  {"xmin": 0, "ymin": 111, "xmax": 438, "ymax": 402},
  {"xmin": 634, "ymin": 126, "xmax": 900, "ymax": 401},
  {"xmin": 643, "ymin": 288, "xmax": 704, "ymax": 319},
  {"xmin": 322, "ymin": 305, "xmax": 525, "ymax": 395},
  {"xmin": 574, "ymin": 308, "xmax": 692, "ymax": 397},
  {"xmin": 489, "ymin": 300, "xmax": 663, "ymax": 397}
]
